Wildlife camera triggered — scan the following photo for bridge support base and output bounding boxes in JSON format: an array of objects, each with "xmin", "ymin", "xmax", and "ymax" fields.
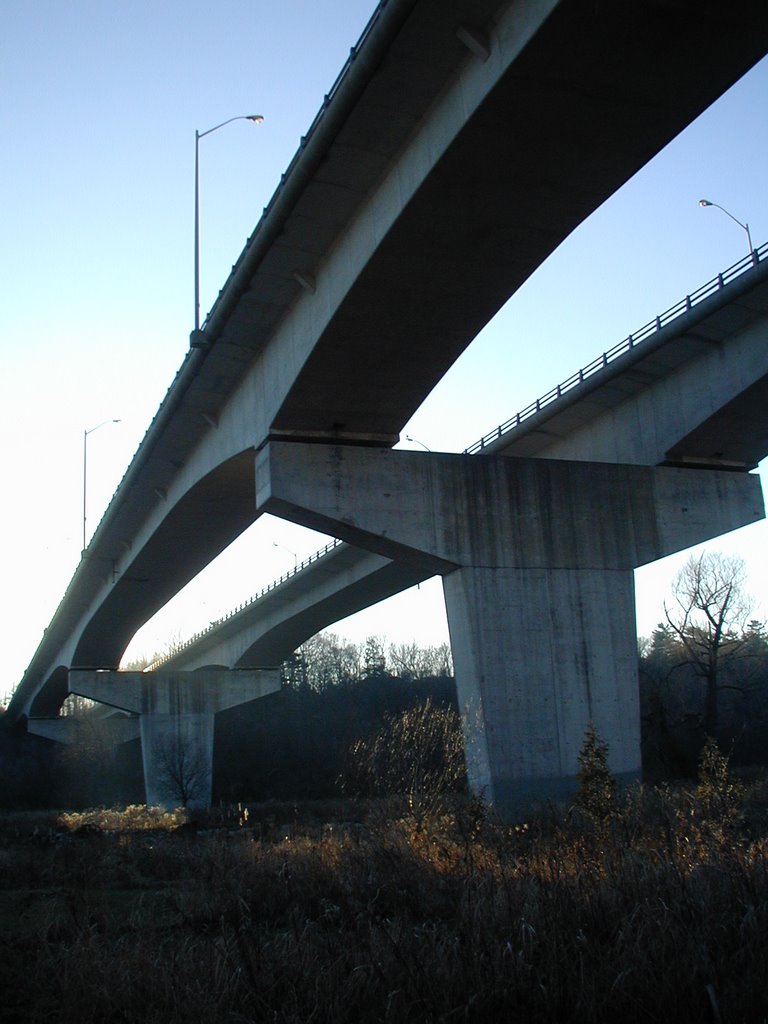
[
  {"xmin": 69, "ymin": 669, "xmax": 280, "ymax": 811},
  {"xmin": 257, "ymin": 442, "xmax": 764, "ymax": 816}
]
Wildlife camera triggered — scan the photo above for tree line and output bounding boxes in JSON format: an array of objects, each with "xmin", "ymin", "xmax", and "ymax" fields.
[{"xmin": 215, "ymin": 636, "xmax": 457, "ymax": 804}]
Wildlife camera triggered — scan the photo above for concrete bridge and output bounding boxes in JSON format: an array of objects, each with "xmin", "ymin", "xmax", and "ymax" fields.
[
  {"xmin": 8, "ymin": 0, "xmax": 768, "ymax": 812},
  {"xmin": 27, "ymin": 245, "xmax": 768, "ymax": 810}
]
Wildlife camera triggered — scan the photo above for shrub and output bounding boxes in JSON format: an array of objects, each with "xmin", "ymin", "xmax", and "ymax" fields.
[
  {"xmin": 695, "ymin": 736, "xmax": 744, "ymax": 829},
  {"xmin": 4, "ymin": 778, "xmax": 768, "ymax": 1023},
  {"xmin": 341, "ymin": 697, "xmax": 466, "ymax": 810},
  {"xmin": 575, "ymin": 722, "xmax": 616, "ymax": 821}
]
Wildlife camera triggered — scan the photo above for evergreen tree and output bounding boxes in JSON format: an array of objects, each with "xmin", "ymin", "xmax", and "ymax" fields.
[{"xmin": 575, "ymin": 722, "xmax": 616, "ymax": 821}]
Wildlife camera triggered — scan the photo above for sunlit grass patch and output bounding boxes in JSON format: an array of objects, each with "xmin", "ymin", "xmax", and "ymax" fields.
[{"xmin": 57, "ymin": 804, "xmax": 188, "ymax": 832}]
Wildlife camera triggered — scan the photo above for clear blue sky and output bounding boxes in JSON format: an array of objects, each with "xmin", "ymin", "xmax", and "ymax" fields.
[{"xmin": 1, "ymin": 2, "xmax": 766, "ymax": 695}]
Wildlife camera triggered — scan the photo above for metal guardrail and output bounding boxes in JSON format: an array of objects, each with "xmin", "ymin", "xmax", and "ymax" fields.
[
  {"xmin": 145, "ymin": 538, "xmax": 343, "ymax": 670},
  {"xmin": 463, "ymin": 243, "xmax": 767, "ymax": 455}
]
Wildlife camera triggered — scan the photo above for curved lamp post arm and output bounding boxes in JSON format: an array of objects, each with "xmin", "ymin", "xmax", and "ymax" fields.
[
  {"xmin": 273, "ymin": 541, "xmax": 298, "ymax": 568},
  {"xmin": 194, "ymin": 114, "xmax": 264, "ymax": 333},
  {"xmin": 699, "ymin": 199, "xmax": 754, "ymax": 256},
  {"xmin": 405, "ymin": 434, "xmax": 432, "ymax": 452},
  {"xmin": 197, "ymin": 114, "xmax": 263, "ymax": 141}
]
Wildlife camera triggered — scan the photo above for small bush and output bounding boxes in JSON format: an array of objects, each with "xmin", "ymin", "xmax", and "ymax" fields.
[
  {"xmin": 341, "ymin": 697, "xmax": 466, "ymax": 811},
  {"xmin": 575, "ymin": 722, "xmax": 616, "ymax": 821},
  {"xmin": 696, "ymin": 736, "xmax": 744, "ymax": 829}
]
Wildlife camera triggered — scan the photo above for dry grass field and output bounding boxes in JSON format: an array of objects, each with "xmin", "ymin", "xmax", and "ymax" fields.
[{"xmin": 1, "ymin": 776, "xmax": 767, "ymax": 1024}]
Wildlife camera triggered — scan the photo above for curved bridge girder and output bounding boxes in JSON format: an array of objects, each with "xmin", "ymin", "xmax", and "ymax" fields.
[
  {"xmin": 29, "ymin": 666, "xmax": 70, "ymax": 719},
  {"xmin": 73, "ymin": 451, "xmax": 257, "ymax": 671}
]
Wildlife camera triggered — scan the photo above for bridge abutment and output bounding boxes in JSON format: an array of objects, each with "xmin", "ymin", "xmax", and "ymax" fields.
[
  {"xmin": 257, "ymin": 442, "xmax": 763, "ymax": 815},
  {"xmin": 69, "ymin": 669, "xmax": 280, "ymax": 810}
]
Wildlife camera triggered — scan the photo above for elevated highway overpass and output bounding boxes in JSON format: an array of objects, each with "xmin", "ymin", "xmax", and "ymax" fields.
[
  {"xmin": 8, "ymin": 0, "xmax": 768, "ymax": 812},
  {"xmin": 57, "ymin": 248, "xmax": 768, "ymax": 809}
]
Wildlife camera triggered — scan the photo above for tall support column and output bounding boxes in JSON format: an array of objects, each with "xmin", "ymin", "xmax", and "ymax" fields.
[
  {"xmin": 140, "ymin": 711, "xmax": 216, "ymax": 811},
  {"xmin": 256, "ymin": 442, "xmax": 764, "ymax": 815},
  {"xmin": 444, "ymin": 566, "xmax": 640, "ymax": 810},
  {"xmin": 69, "ymin": 668, "xmax": 280, "ymax": 810}
]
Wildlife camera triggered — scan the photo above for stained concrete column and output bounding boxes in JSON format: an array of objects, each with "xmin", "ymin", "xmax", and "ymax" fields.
[
  {"xmin": 256, "ymin": 442, "xmax": 764, "ymax": 814},
  {"xmin": 139, "ymin": 710, "xmax": 215, "ymax": 812},
  {"xmin": 69, "ymin": 669, "xmax": 280, "ymax": 811},
  {"xmin": 444, "ymin": 565, "xmax": 640, "ymax": 807}
]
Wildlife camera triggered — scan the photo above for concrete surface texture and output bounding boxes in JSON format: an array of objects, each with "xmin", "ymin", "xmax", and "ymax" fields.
[{"xmin": 158, "ymin": 545, "xmax": 431, "ymax": 672}]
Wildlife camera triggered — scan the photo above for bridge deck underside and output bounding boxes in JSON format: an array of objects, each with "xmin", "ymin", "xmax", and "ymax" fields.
[{"xmin": 269, "ymin": 0, "xmax": 768, "ymax": 442}]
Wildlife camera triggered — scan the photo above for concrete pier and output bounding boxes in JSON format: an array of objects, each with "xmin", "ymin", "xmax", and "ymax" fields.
[
  {"xmin": 257, "ymin": 443, "xmax": 763, "ymax": 814},
  {"xmin": 69, "ymin": 669, "xmax": 280, "ymax": 810},
  {"xmin": 443, "ymin": 565, "xmax": 641, "ymax": 808}
]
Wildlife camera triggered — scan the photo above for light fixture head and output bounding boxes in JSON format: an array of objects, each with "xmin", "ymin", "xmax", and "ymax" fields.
[
  {"xmin": 247, "ymin": 114, "xmax": 264, "ymax": 124},
  {"xmin": 698, "ymin": 199, "xmax": 712, "ymax": 207}
]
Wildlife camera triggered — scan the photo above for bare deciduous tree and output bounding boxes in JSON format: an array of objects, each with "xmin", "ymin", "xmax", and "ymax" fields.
[
  {"xmin": 291, "ymin": 633, "xmax": 363, "ymax": 690},
  {"xmin": 664, "ymin": 551, "xmax": 754, "ymax": 736},
  {"xmin": 155, "ymin": 733, "xmax": 208, "ymax": 808},
  {"xmin": 388, "ymin": 641, "xmax": 453, "ymax": 681}
]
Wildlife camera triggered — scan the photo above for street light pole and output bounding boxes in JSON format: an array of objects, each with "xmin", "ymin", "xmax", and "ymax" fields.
[
  {"xmin": 698, "ymin": 199, "xmax": 754, "ymax": 257},
  {"xmin": 194, "ymin": 114, "xmax": 263, "ymax": 337},
  {"xmin": 83, "ymin": 419, "xmax": 121, "ymax": 554},
  {"xmin": 273, "ymin": 541, "xmax": 298, "ymax": 569}
]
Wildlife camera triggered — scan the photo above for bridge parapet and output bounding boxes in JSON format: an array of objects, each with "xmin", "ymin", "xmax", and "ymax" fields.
[{"xmin": 465, "ymin": 243, "xmax": 768, "ymax": 455}]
